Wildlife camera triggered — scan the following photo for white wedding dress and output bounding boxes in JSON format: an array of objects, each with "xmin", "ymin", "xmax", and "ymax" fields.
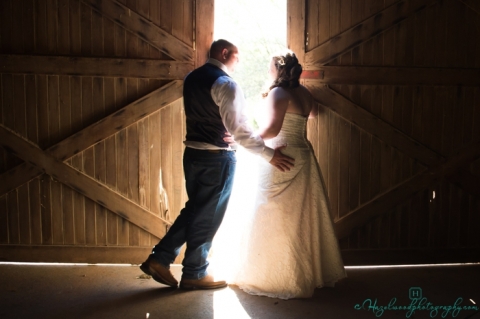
[{"xmin": 211, "ymin": 112, "xmax": 346, "ymax": 299}]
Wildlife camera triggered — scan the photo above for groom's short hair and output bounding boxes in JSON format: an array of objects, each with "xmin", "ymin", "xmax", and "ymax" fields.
[{"xmin": 209, "ymin": 39, "xmax": 236, "ymax": 57}]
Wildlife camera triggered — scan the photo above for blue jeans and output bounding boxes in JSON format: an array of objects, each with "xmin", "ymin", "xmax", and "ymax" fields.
[{"xmin": 151, "ymin": 147, "xmax": 237, "ymax": 279}]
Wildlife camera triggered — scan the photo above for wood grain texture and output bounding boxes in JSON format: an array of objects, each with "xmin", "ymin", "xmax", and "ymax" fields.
[
  {"xmin": 0, "ymin": 125, "xmax": 170, "ymax": 239},
  {"xmin": 300, "ymin": 66, "xmax": 480, "ymax": 86},
  {"xmin": 0, "ymin": 81, "xmax": 182, "ymax": 196},
  {"xmin": 81, "ymin": 0, "xmax": 193, "ymax": 61},
  {"xmin": 305, "ymin": 0, "xmax": 438, "ymax": 67},
  {"xmin": 1, "ymin": 55, "xmax": 194, "ymax": 80}
]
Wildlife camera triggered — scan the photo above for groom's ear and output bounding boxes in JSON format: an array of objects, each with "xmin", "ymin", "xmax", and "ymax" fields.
[{"xmin": 221, "ymin": 48, "xmax": 228, "ymax": 60}]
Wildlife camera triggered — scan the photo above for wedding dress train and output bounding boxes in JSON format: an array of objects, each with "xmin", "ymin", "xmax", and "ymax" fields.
[{"xmin": 212, "ymin": 113, "xmax": 346, "ymax": 299}]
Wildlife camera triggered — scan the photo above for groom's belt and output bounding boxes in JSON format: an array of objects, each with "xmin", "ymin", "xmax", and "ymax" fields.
[{"xmin": 207, "ymin": 149, "xmax": 236, "ymax": 154}]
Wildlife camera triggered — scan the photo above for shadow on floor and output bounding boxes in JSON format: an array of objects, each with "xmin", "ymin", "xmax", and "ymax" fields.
[{"xmin": 1, "ymin": 263, "xmax": 479, "ymax": 319}]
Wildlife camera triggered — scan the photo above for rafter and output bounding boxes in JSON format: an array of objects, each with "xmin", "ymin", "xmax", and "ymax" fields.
[
  {"xmin": 334, "ymin": 139, "xmax": 480, "ymax": 239},
  {"xmin": 0, "ymin": 55, "xmax": 194, "ymax": 79},
  {"xmin": 0, "ymin": 80, "xmax": 183, "ymax": 196},
  {"xmin": 301, "ymin": 66, "xmax": 480, "ymax": 86},
  {"xmin": 80, "ymin": 0, "xmax": 193, "ymax": 62},
  {"xmin": 0, "ymin": 125, "xmax": 171, "ymax": 238},
  {"xmin": 305, "ymin": 0, "xmax": 438, "ymax": 67}
]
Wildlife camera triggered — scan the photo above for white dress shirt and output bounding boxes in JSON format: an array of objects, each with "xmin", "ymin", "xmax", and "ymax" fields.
[{"xmin": 184, "ymin": 58, "xmax": 274, "ymax": 162}]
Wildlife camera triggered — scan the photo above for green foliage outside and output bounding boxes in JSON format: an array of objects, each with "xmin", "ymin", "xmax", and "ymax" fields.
[{"xmin": 214, "ymin": 0, "xmax": 287, "ymax": 127}]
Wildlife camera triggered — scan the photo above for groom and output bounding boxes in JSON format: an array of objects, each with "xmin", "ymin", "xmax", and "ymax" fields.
[{"xmin": 140, "ymin": 39, "xmax": 295, "ymax": 289}]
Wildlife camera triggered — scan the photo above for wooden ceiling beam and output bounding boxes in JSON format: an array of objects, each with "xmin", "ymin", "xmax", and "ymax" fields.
[
  {"xmin": 305, "ymin": 0, "xmax": 438, "ymax": 67},
  {"xmin": 335, "ymin": 139, "xmax": 480, "ymax": 239},
  {"xmin": 80, "ymin": 0, "xmax": 193, "ymax": 62},
  {"xmin": 0, "ymin": 80, "xmax": 183, "ymax": 196},
  {"xmin": 0, "ymin": 54, "xmax": 194, "ymax": 79},
  {"xmin": 301, "ymin": 66, "xmax": 480, "ymax": 86},
  {"xmin": 0, "ymin": 125, "xmax": 170, "ymax": 238}
]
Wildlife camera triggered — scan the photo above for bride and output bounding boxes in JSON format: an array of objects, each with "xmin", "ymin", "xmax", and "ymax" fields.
[{"xmin": 212, "ymin": 51, "xmax": 347, "ymax": 300}]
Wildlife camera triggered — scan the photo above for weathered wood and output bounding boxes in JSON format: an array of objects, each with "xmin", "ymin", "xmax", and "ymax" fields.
[
  {"xmin": 287, "ymin": 0, "xmax": 305, "ymax": 62},
  {"xmin": 161, "ymin": 106, "xmax": 173, "ymax": 221},
  {"xmin": 307, "ymin": 84, "xmax": 443, "ymax": 166},
  {"xmin": 171, "ymin": 100, "xmax": 186, "ymax": 222},
  {"xmin": 456, "ymin": 0, "xmax": 480, "ymax": 17},
  {"xmin": 300, "ymin": 66, "xmax": 480, "ymax": 86},
  {"xmin": 195, "ymin": 0, "xmax": 214, "ymax": 68},
  {"xmin": 305, "ymin": 0, "xmax": 438, "ymax": 67},
  {"xmin": 328, "ymin": 112, "xmax": 340, "ymax": 220},
  {"xmin": 447, "ymin": 169, "xmax": 480, "ymax": 199},
  {"xmin": 0, "ymin": 245, "xmax": 153, "ymax": 264},
  {"xmin": 0, "ymin": 54, "xmax": 193, "ymax": 79},
  {"xmin": 341, "ymin": 248, "xmax": 480, "ymax": 265},
  {"xmin": 335, "ymin": 139, "xmax": 480, "ymax": 239},
  {"xmin": 80, "ymin": 0, "xmax": 193, "ymax": 61},
  {"xmin": 0, "ymin": 125, "xmax": 170, "ymax": 238},
  {"xmin": 0, "ymin": 80, "xmax": 183, "ymax": 196},
  {"xmin": 338, "ymin": 117, "xmax": 350, "ymax": 219}
]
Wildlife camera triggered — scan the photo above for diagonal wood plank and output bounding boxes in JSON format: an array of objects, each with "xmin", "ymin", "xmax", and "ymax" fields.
[
  {"xmin": 0, "ymin": 54, "xmax": 194, "ymax": 79},
  {"xmin": 307, "ymin": 83, "xmax": 443, "ymax": 166},
  {"xmin": 334, "ymin": 139, "xmax": 480, "ymax": 239},
  {"xmin": 310, "ymin": 84, "xmax": 480, "ymax": 225},
  {"xmin": 0, "ymin": 80, "xmax": 183, "ymax": 196},
  {"xmin": 0, "ymin": 125, "xmax": 171, "ymax": 238},
  {"xmin": 305, "ymin": 0, "xmax": 438, "ymax": 67},
  {"xmin": 457, "ymin": 0, "xmax": 480, "ymax": 16},
  {"xmin": 80, "ymin": 0, "xmax": 193, "ymax": 61},
  {"xmin": 301, "ymin": 66, "xmax": 480, "ymax": 86}
]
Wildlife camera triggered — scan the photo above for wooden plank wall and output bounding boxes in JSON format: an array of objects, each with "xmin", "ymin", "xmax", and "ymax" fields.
[
  {"xmin": 302, "ymin": 0, "xmax": 480, "ymax": 263},
  {"xmin": 0, "ymin": 0, "xmax": 195, "ymax": 262}
]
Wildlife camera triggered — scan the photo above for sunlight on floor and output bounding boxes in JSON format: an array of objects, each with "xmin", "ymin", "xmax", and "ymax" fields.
[
  {"xmin": 212, "ymin": 2, "xmax": 286, "ymax": 315},
  {"xmin": 214, "ymin": 287, "xmax": 252, "ymax": 319}
]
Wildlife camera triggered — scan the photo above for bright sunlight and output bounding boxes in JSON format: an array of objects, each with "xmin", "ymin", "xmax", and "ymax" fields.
[
  {"xmin": 214, "ymin": 0, "xmax": 287, "ymax": 123},
  {"xmin": 213, "ymin": 1, "xmax": 286, "ymax": 318}
]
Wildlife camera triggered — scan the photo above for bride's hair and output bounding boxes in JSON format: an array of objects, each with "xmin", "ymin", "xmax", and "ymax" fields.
[{"xmin": 262, "ymin": 52, "xmax": 303, "ymax": 98}]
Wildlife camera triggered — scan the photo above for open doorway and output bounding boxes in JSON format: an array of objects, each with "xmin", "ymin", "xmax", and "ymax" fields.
[
  {"xmin": 211, "ymin": 2, "xmax": 287, "ymax": 316},
  {"xmin": 214, "ymin": 0, "xmax": 287, "ymax": 123},
  {"xmin": 209, "ymin": 0, "xmax": 288, "ymax": 269}
]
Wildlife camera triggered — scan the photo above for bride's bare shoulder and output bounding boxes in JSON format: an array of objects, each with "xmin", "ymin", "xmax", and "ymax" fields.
[{"xmin": 269, "ymin": 87, "xmax": 290, "ymax": 100}]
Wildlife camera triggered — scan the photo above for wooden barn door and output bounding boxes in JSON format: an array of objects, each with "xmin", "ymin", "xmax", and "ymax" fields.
[
  {"xmin": 0, "ymin": 0, "xmax": 214, "ymax": 263},
  {"xmin": 288, "ymin": 0, "xmax": 480, "ymax": 265}
]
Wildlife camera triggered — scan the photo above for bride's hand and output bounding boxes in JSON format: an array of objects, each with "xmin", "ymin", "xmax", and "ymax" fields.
[
  {"xmin": 223, "ymin": 132, "xmax": 236, "ymax": 146},
  {"xmin": 270, "ymin": 145, "xmax": 295, "ymax": 172}
]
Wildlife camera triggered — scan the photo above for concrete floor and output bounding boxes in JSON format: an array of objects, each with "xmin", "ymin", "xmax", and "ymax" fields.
[{"xmin": 1, "ymin": 263, "xmax": 479, "ymax": 319}]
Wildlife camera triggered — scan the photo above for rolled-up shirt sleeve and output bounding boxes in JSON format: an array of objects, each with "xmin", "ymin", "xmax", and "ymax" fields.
[{"xmin": 211, "ymin": 76, "xmax": 274, "ymax": 162}]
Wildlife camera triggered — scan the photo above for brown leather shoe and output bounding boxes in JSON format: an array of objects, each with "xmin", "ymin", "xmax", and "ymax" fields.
[
  {"xmin": 140, "ymin": 256, "xmax": 178, "ymax": 287},
  {"xmin": 180, "ymin": 274, "xmax": 227, "ymax": 290}
]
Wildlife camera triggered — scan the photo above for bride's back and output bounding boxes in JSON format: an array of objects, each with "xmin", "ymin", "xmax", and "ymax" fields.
[{"xmin": 284, "ymin": 85, "xmax": 314, "ymax": 117}]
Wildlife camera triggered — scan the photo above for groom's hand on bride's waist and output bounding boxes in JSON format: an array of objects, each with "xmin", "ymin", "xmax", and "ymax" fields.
[{"xmin": 270, "ymin": 145, "xmax": 295, "ymax": 172}]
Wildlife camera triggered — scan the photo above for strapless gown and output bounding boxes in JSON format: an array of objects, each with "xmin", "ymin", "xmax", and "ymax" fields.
[{"xmin": 211, "ymin": 112, "xmax": 346, "ymax": 299}]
